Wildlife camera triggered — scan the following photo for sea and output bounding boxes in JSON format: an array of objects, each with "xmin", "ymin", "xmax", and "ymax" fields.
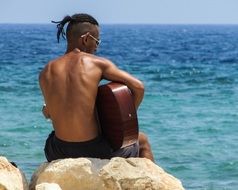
[{"xmin": 0, "ymin": 24, "xmax": 238, "ymax": 189}]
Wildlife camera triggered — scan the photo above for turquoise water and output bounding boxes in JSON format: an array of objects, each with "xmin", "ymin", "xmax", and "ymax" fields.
[{"xmin": 0, "ymin": 24, "xmax": 238, "ymax": 189}]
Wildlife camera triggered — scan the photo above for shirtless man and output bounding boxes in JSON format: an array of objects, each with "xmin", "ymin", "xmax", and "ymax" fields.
[{"xmin": 39, "ymin": 13, "xmax": 154, "ymax": 162}]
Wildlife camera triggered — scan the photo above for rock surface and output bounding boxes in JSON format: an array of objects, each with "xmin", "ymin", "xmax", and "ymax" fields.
[
  {"xmin": 30, "ymin": 157, "xmax": 184, "ymax": 190},
  {"xmin": 0, "ymin": 156, "xmax": 28, "ymax": 190},
  {"xmin": 36, "ymin": 183, "xmax": 62, "ymax": 190}
]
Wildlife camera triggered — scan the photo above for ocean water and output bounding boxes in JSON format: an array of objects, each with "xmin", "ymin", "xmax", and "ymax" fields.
[{"xmin": 0, "ymin": 24, "xmax": 238, "ymax": 189}]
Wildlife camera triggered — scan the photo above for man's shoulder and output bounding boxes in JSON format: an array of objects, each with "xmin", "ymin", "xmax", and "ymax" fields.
[
  {"xmin": 44, "ymin": 54, "xmax": 67, "ymax": 71},
  {"xmin": 90, "ymin": 54, "xmax": 112, "ymax": 65},
  {"xmin": 79, "ymin": 52, "xmax": 110, "ymax": 66},
  {"xmin": 39, "ymin": 58, "xmax": 58, "ymax": 78}
]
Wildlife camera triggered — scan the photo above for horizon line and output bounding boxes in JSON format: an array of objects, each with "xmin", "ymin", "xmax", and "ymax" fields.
[{"xmin": 1, "ymin": 22, "xmax": 238, "ymax": 26}]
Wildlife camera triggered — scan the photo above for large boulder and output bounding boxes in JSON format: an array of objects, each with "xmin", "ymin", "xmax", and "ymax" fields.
[
  {"xmin": 0, "ymin": 156, "xmax": 28, "ymax": 190},
  {"xmin": 30, "ymin": 157, "xmax": 184, "ymax": 190},
  {"xmin": 29, "ymin": 158, "xmax": 106, "ymax": 190},
  {"xmin": 100, "ymin": 157, "xmax": 184, "ymax": 190}
]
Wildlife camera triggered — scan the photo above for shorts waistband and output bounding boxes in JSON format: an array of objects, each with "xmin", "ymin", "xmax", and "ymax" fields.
[{"xmin": 50, "ymin": 131, "xmax": 103, "ymax": 147}]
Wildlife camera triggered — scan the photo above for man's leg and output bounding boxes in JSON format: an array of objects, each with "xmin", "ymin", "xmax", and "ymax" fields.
[{"xmin": 138, "ymin": 132, "xmax": 154, "ymax": 162}]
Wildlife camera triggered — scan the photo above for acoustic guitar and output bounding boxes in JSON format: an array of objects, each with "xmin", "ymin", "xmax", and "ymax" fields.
[{"xmin": 96, "ymin": 82, "xmax": 139, "ymax": 150}]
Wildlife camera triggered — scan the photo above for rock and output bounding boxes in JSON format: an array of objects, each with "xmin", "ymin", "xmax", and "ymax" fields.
[
  {"xmin": 100, "ymin": 157, "xmax": 184, "ymax": 190},
  {"xmin": 30, "ymin": 157, "xmax": 184, "ymax": 190},
  {"xmin": 29, "ymin": 158, "xmax": 107, "ymax": 190},
  {"xmin": 0, "ymin": 156, "xmax": 28, "ymax": 190}
]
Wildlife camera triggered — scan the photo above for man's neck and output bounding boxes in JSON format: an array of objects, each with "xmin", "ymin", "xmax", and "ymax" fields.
[
  {"xmin": 66, "ymin": 45, "xmax": 73, "ymax": 52},
  {"xmin": 66, "ymin": 45, "xmax": 81, "ymax": 54}
]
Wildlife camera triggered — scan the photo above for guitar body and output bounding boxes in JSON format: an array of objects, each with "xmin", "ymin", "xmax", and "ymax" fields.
[{"xmin": 96, "ymin": 82, "xmax": 139, "ymax": 150}]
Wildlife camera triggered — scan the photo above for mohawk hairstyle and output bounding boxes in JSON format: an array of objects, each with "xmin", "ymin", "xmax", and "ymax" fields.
[{"xmin": 52, "ymin": 13, "xmax": 99, "ymax": 43}]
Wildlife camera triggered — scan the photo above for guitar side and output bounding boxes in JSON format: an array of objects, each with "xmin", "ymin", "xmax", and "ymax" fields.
[{"xmin": 96, "ymin": 82, "xmax": 139, "ymax": 150}]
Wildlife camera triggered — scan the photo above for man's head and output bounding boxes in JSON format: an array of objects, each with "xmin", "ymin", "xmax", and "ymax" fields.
[{"xmin": 52, "ymin": 13, "xmax": 100, "ymax": 54}]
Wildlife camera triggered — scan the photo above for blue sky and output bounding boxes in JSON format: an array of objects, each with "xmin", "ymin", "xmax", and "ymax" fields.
[{"xmin": 1, "ymin": 0, "xmax": 238, "ymax": 24}]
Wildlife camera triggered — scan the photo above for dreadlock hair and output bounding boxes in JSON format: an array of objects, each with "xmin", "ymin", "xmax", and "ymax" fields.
[{"xmin": 52, "ymin": 13, "xmax": 99, "ymax": 43}]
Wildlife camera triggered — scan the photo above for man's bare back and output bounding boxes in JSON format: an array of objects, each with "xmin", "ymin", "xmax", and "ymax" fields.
[{"xmin": 40, "ymin": 49, "xmax": 103, "ymax": 141}]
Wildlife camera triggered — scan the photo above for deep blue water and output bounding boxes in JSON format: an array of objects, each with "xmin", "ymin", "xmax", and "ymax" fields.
[{"xmin": 0, "ymin": 24, "xmax": 238, "ymax": 189}]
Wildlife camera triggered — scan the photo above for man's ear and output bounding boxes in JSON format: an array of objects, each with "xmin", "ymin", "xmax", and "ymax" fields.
[{"xmin": 82, "ymin": 32, "xmax": 89, "ymax": 45}]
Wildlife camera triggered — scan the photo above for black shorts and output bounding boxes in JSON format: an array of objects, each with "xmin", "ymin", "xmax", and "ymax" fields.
[{"xmin": 44, "ymin": 131, "xmax": 139, "ymax": 162}]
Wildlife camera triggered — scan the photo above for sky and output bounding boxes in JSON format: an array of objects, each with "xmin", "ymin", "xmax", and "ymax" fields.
[{"xmin": 0, "ymin": 0, "xmax": 238, "ymax": 24}]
